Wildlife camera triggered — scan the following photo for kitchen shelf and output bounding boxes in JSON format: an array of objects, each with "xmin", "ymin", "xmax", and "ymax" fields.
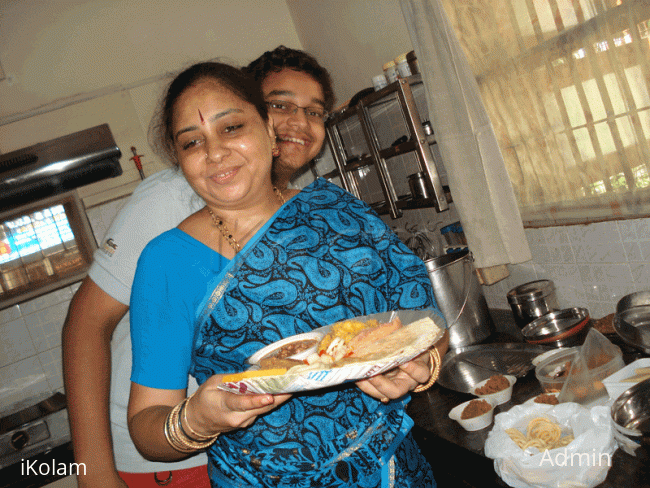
[{"xmin": 325, "ymin": 73, "xmax": 448, "ymax": 219}]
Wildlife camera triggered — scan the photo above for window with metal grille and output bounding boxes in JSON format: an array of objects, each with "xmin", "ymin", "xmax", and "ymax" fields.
[{"xmin": 0, "ymin": 192, "xmax": 96, "ymax": 310}]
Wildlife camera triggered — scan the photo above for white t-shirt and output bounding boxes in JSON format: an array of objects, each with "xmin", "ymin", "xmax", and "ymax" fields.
[{"xmin": 88, "ymin": 168, "xmax": 208, "ymax": 473}]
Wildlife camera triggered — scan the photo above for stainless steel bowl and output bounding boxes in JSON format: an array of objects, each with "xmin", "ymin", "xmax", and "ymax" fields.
[
  {"xmin": 521, "ymin": 307, "xmax": 591, "ymax": 348},
  {"xmin": 611, "ymin": 378, "xmax": 650, "ymax": 459},
  {"xmin": 614, "ymin": 291, "xmax": 650, "ymax": 355}
]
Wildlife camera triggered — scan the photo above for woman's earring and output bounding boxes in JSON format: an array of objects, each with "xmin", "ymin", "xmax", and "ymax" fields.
[{"xmin": 272, "ymin": 142, "xmax": 280, "ymax": 157}]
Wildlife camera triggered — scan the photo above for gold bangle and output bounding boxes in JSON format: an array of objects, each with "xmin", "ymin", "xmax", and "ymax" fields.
[
  {"xmin": 413, "ymin": 348, "xmax": 441, "ymax": 393},
  {"xmin": 181, "ymin": 393, "xmax": 215, "ymax": 441},
  {"xmin": 163, "ymin": 398, "xmax": 219, "ymax": 453},
  {"xmin": 164, "ymin": 404, "xmax": 196, "ymax": 453}
]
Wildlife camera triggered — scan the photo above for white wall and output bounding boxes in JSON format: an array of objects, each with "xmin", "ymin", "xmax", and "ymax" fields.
[
  {"xmin": 0, "ymin": 0, "xmax": 302, "ymax": 410},
  {"xmin": 0, "ymin": 0, "xmax": 300, "ymax": 120},
  {"xmin": 0, "ymin": 0, "xmax": 302, "ymax": 207},
  {"xmin": 286, "ymin": 0, "xmax": 414, "ymax": 105}
]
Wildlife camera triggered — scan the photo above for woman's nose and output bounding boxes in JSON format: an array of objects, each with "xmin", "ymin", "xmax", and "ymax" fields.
[{"xmin": 205, "ymin": 138, "xmax": 230, "ymax": 162}]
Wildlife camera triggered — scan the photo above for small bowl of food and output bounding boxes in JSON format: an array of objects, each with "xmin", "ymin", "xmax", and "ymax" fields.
[
  {"xmin": 534, "ymin": 347, "xmax": 579, "ymax": 393},
  {"xmin": 473, "ymin": 374, "xmax": 516, "ymax": 405},
  {"xmin": 449, "ymin": 398, "xmax": 496, "ymax": 431},
  {"xmin": 522, "ymin": 307, "xmax": 592, "ymax": 348},
  {"xmin": 526, "ymin": 391, "xmax": 561, "ymax": 405},
  {"xmin": 247, "ymin": 331, "xmax": 323, "ymax": 366}
]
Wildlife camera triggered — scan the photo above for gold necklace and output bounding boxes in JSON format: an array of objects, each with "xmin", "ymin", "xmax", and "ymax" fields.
[{"xmin": 207, "ymin": 186, "xmax": 286, "ymax": 253}]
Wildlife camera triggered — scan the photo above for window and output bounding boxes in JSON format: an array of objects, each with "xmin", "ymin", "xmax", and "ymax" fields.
[
  {"xmin": 441, "ymin": 0, "xmax": 650, "ymax": 226},
  {"xmin": 0, "ymin": 192, "xmax": 96, "ymax": 309}
]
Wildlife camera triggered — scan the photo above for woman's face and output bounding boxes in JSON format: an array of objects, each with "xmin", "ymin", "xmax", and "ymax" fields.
[
  {"xmin": 261, "ymin": 69, "xmax": 327, "ymax": 175},
  {"xmin": 172, "ymin": 79, "xmax": 275, "ymax": 207}
]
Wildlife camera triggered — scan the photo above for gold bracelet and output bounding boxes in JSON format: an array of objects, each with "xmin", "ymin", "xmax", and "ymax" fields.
[
  {"xmin": 163, "ymin": 404, "xmax": 196, "ymax": 453},
  {"xmin": 181, "ymin": 393, "xmax": 215, "ymax": 441},
  {"xmin": 413, "ymin": 348, "xmax": 441, "ymax": 393},
  {"xmin": 170, "ymin": 400, "xmax": 217, "ymax": 451},
  {"xmin": 163, "ymin": 398, "xmax": 219, "ymax": 453}
]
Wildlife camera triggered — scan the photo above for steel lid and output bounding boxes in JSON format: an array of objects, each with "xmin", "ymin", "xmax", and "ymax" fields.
[{"xmin": 507, "ymin": 279, "xmax": 555, "ymax": 305}]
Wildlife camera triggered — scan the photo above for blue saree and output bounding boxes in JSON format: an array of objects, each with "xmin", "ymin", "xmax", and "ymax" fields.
[{"xmin": 190, "ymin": 178, "xmax": 438, "ymax": 488}]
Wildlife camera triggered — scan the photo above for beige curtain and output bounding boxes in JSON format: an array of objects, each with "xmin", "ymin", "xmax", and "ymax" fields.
[
  {"xmin": 400, "ymin": 0, "xmax": 532, "ymax": 277},
  {"xmin": 416, "ymin": 0, "xmax": 650, "ymax": 227}
]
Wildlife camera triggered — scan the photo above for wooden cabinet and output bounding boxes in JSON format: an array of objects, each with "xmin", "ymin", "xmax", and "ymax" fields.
[{"xmin": 325, "ymin": 74, "xmax": 449, "ymax": 219}]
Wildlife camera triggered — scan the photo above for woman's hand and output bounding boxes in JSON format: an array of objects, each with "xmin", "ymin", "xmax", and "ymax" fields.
[
  {"xmin": 186, "ymin": 375, "xmax": 292, "ymax": 435},
  {"xmin": 355, "ymin": 328, "xmax": 450, "ymax": 402},
  {"xmin": 127, "ymin": 376, "xmax": 291, "ymax": 462}
]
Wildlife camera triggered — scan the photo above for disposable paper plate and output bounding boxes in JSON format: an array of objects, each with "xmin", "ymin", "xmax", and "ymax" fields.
[{"xmin": 218, "ymin": 309, "xmax": 446, "ymax": 395}]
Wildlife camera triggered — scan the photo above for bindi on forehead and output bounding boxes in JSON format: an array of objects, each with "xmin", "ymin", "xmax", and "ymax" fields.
[{"xmin": 198, "ymin": 109, "xmax": 205, "ymax": 124}]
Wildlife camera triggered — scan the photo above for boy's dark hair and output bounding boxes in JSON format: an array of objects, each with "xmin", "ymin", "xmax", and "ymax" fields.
[{"xmin": 244, "ymin": 45, "xmax": 335, "ymax": 112}]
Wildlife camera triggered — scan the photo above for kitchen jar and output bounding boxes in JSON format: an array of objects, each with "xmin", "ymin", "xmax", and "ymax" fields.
[
  {"xmin": 372, "ymin": 74, "xmax": 388, "ymax": 91},
  {"xmin": 394, "ymin": 53, "xmax": 412, "ymax": 78},
  {"xmin": 507, "ymin": 279, "xmax": 559, "ymax": 328},
  {"xmin": 406, "ymin": 50, "xmax": 419, "ymax": 75},
  {"xmin": 408, "ymin": 172, "xmax": 433, "ymax": 200},
  {"xmin": 382, "ymin": 60, "xmax": 398, "ymax": 84}
]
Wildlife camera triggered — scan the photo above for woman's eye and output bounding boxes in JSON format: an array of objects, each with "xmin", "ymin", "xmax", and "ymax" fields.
[
  {"xmin": 180, "ymin": 138, "xmax": 201, "ymax": 150},
  {"xmin": 224, "ymin": 123, "xmax": 244, "ymax": 133}
]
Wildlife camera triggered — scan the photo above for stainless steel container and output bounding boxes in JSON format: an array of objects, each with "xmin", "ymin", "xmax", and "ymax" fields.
[
  {"xmin": 408, "ymin": 172, "xmax": 432, "ymax": 200},
  {"xmin": 610, "ymin": 377, "xmax": 650, "ymax": 459},
  {"xmin": 507, "ymin": 280, "xmax": 559, "ymax": 328},
  {"xmin": 521, "ymin": 307, "xmax": 591, "ymax": 348},
  {"xmin": 614, "ymin": 290, "xmax": 650, "ymax": 355},
  {"xmin": 424, "ymin": 250, "xmax": 494, "ymax": 349}
]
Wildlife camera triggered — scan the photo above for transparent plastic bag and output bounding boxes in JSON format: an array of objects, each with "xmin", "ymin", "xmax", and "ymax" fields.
[
  {"xmin": 484, "ymin": 403, "xmax": 617, "ymax": 488},
  {"xmin": 558, "ymin": 329, "xmax": 624, "ymax": 405}
]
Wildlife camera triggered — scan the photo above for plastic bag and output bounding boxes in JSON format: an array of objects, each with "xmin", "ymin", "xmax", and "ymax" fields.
[
  {"xmin": 484, "ymin": 403, "xmax": 617, "ymax": 488},
  {"xmin": 558, "ymin": 329, "xmax": 624, "ymax": 405}
]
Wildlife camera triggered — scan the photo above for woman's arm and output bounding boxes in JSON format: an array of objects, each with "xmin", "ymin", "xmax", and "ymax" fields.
[{"xmin": 127, "ymin": 379, "xmax": 290, "ymax": 461}]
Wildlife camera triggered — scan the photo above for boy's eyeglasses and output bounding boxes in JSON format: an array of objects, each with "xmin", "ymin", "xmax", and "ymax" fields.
[{"xmin": 266, "ymin": 100, "xmax": 327, "ymax": 121}]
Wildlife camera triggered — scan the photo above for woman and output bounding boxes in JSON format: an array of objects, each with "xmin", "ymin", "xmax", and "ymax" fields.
[{"xmin": 128, "ymin": 61, "xmax": 444, "ymax": 487}]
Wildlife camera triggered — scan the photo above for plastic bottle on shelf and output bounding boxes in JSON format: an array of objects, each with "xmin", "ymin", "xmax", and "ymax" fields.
[
  {"xmin": 382, "ymin": 60, "xmax": 399, "ymax": 84},
  {"xmin": 372, "ymin": 74, "xmax": 388, "ymax": 91},
  {"xmin": 394, "ymin": 53, "xmax": 412, "ymax": 78}
]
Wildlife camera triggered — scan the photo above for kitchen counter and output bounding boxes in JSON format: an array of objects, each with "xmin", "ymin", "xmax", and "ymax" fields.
[{"xmin": 407, "ymin": 309, "xmax": 650, "ymax": 487}]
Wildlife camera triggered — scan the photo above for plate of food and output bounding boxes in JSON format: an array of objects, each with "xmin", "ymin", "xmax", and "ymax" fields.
[{"xmin": 218, "ymin": 309, "xmax": 446, "ymax": 395}]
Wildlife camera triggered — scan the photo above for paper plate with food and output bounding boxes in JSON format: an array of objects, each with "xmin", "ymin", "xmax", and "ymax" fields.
[{"xmin": 218, "ymin": 309, "xmax": 446, "ymax": 395}]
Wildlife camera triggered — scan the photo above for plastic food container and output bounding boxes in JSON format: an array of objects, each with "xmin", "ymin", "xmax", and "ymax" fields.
[
  {"xmin": 602, "ymin": 358, "xmax": 650, "ymax": 401},
  {"xmin": 473, "ymin": 375, "xmax": 516, "ymax": 405},
  {"xmin": 247, "ymin": 331, "xmax": 323, "ymax": 365},
  {"xmin": 534, "ymin": 346, "xmax": 624, "ymax": 393},
  {"xmin": 448, "ymin": 398, "xmax": 496, "ymax": 431}
]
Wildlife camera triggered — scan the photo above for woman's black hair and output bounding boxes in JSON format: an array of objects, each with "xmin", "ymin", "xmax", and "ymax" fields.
[
  {"xmin": 151, "ymin": 61, "xmax": 269, "ymax": 166},
  {"xmin": 244, "ymin": 45, "xmax": 335, "ymax": 112}
]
